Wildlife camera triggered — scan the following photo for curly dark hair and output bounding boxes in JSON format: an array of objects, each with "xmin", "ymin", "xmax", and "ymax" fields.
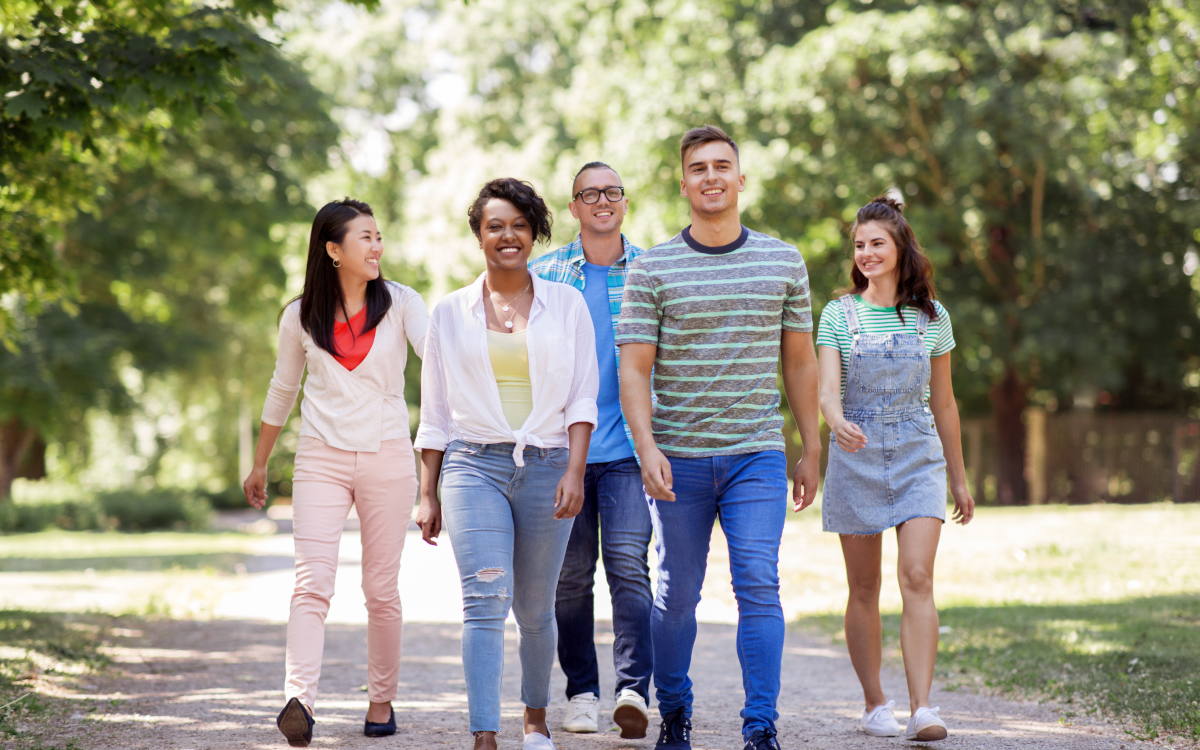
[
  {"xmin": 840, "ymin": 195, "xmax": 939, "ymax": 323},
  {"xmin": 467, "ymin": 178, "xmax": 553, "ymax": 245}
]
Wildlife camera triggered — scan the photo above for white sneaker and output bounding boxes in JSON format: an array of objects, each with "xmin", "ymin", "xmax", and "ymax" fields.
[
  {"xmin": 562, "ymin": 692, "xmax": 599, "ymax": 733},
  {"xmin": 905, "ymin": 706, "xmax": 948, "ymax": 742},
  {"xmin": 523, "ymin": 729, "xmax": 556, "ymax": 749},
  {"xmin": 612, "ymin": 688, "xmax": 650, "ymax": 739},
  {"xmin": 862, "ymin": 699, "xmax": 901, "ymax": 737}
]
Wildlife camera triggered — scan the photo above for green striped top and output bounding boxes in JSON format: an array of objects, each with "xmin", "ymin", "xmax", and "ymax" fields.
[
  {"xmin": 815, "ymin": 295, "xmax": 955, "ymax": 401},
  {"xmin": 615, "ymin": 227, "xmax": 812, "ymax": 456}
]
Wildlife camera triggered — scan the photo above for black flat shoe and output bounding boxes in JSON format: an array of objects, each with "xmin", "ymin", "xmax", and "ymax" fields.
[
  {"xmin": 364, "ymin": 705, "xmax": 397, "ymax": 737},
  {"xmin": 277, "ymin": 697, "xmax": 314, "ymax": 747}
]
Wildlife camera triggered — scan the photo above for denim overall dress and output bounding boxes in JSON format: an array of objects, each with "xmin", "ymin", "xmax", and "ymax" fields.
[{"xmin": 822, "ymin": 295, "xmax": 947, "ymax": 535}]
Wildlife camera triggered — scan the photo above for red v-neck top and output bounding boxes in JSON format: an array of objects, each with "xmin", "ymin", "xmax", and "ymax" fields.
[{"xmin": 333, "ymin": 306, "xmax": 376, "ymax": 371}]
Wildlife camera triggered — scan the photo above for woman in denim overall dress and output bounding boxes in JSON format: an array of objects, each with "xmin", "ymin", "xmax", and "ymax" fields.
[{"xmin": 817, "ymin": 197, "xmax": 975, "ymax": 743}]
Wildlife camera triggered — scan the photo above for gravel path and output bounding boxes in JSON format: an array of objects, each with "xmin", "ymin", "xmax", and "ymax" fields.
[{"xmin": 33, "ymin": 521, "xmax": 1147, "ymax": 750}]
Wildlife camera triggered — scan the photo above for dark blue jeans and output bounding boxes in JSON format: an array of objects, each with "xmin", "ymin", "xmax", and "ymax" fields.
[
  {"xmin": 649, "ymin": 450, "xmax": 787, "ymax": 739},
  {"xmin": 554, "ymin": 457, "xmax": 654, "ymax": 701}
]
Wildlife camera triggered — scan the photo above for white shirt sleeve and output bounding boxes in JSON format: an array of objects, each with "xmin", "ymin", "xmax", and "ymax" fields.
[
  {"xmin": 400, "ymin": 286, "xmax": 431, "ymax": 359},
  {"xmin": 261, "ymin": 304, "xmax": 306, "ymax": 427},
  {"xmin": 413, "ymin": 305, "xmax": 451, "ymax": 452},
  {"xmin": 563, "ymin": 291, "xmax": 599, "ymax": 430}
]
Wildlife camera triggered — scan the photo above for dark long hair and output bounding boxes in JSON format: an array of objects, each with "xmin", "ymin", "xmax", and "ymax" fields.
[
  {"xmin": 840, "ymin": 195, "xmax": 938, "ymax": 323},
  {"xmin": 289, "ymin": 198, "xmax": 392, "ymax": 356}
]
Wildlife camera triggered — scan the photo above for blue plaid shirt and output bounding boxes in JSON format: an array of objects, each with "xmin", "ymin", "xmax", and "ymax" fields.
[{"xmin": 529, "ymin": 233, "xmax": 642, "ymax": 456}]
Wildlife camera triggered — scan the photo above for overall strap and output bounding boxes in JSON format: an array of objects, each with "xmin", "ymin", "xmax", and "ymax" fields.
[
  {"xmin": 914, "ymin": 304, "xmax": 930, "ymax": 340},
  {"xmin": 839, "ymin": 295, "xmax": 862, "ymax": 342}
]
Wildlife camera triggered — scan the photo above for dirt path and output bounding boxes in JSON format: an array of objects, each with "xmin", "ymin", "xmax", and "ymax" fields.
[{"xmin": 30, "ymin": 521, "xmax": 1146, "ymax": 750}]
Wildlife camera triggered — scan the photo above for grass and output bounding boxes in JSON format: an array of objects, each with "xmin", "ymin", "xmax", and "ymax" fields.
[
  {"xmin": 0, "ymin": 610, "xmax": 112, "ymax": 749},
  {"xmin": 783, "ymin": 502, "xmax": 1200, "ymax": 742}
]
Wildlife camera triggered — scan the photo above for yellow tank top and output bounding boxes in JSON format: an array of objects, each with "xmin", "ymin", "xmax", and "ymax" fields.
[{"xmin": 487, "ymin": 329, "xmax": 532, "ymax": 431}]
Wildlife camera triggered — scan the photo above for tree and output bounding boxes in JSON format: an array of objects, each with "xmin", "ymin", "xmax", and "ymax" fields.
[{"xmin": 0, "ymin": 12, "xmax": 341, "ymax": 499}]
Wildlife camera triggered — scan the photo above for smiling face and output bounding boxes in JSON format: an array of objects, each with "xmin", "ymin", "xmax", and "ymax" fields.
[
  {"xmin": 478, "ymin": 198, "xmax": 535, "ymax": 272},
  {"xmin": 680, "ymin": 140, "xmax": 745, "ymax": 217},
  {"xmin": 853, "ymin": 220, "xmax": 901, "ymax": 284},
  {"xmin": 568, "ymin": 167, "xmax": 626, "ymax": 236},
  {"xmin": 326, "ymin": 213, "xmax": 382, "ymax": 283}
]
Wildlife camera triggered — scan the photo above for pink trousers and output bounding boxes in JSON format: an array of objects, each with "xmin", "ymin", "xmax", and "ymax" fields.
[{"xmin": 285, "ymin": 436, "xmax": 417, "ymax": 709}]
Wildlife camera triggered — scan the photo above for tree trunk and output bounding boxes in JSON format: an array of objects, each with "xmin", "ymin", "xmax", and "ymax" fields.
[
  {"xmin": 989, "ymin": 366, "xmax": 1029, "ymax": 505},
  {"xmin": 0, "ymin": 417, "xmax": 38, "ymax": 502}
]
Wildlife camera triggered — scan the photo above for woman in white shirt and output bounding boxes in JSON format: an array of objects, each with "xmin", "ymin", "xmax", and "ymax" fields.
[
  {"xmin": 414, "ymin": 178, "xmax": 598, "ymax": 750},
  {"xmin": 242, "ymin": 198, "xmax": 429, "ymax": 747}
]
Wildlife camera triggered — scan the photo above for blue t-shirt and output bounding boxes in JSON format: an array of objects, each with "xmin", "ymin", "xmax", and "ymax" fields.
[{"xmin": 582, "ymin": 262, "xmax": 636, "ymax": 463}]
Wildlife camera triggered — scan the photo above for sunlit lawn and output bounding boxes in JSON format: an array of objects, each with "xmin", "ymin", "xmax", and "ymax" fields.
[{"xmin": 773, "ymin": 501, "xmax": 1200, "ymax": 741}]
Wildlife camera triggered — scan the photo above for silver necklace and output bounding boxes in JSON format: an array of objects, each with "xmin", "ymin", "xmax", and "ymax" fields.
[{"xmin": 488, "ymin": 281, "xmax": 530, "ymax": 329}]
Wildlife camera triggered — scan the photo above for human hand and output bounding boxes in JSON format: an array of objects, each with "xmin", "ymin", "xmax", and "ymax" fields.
[
  {"xmin": 639, "ymin": 445, "xmax": 675, "ymax": 501},
  {"xmin": 792, "ymin": 455, "xmax": 819, "ymax": 512},
  {"xmin": 243, "ymin": 466, "xmax": 268, "ymax": 509},
  {"xmin": 554, "ymin": 469, "xmax": 585, "ymax": 520},
  {"xmin": 950, "ymin": 482, "xmax": 975, "ymax": 525},
  {"xmin": 416, "ymin": 497, "xmax": 442, "ymax": 544},
  {"xmin": 833, "ymin": 420, "xmax": 868, "ymax": 452}
]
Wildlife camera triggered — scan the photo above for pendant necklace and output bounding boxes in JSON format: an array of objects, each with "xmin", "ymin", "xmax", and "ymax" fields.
[{"xmin": 489, "ymin": 281, "xmax": 531, "ymax": 329}]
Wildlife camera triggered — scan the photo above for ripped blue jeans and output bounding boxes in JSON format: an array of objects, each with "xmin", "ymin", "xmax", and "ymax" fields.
[{"xmin": 439, "ymin": 440, "xmax": 575, "ymax": 733}]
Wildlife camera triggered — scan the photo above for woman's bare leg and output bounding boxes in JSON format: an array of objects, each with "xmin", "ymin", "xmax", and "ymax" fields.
[
  {"xmin": 839, "ymin": 533, "xmax": 887, "ymax": 711},
  {"xmin": 895, "ymin": 517, "xmax": 942, "ymax": 713}
]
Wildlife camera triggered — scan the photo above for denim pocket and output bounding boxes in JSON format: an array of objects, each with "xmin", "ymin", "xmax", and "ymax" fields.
[
  {"xmin": 544, "ymin": 448, "xmax": 570, "ymax": 470},
  {"xmin": 912, "ymin": 417, "xmax": 939, "ymax": 437}
]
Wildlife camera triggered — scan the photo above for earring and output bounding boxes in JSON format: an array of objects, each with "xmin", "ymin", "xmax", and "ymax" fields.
[{"xmin": 332, "ymin": 258, "xmax": 341, "ymax": 268}]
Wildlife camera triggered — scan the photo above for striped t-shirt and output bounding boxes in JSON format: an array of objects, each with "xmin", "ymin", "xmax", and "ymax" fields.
[
  {"xmin": 615, "ymin": 227, "xmax": 812, "ymax": 457},
  {"xmin": 815, "ymin": 295, "xmax": 955, "ymax": 401}
]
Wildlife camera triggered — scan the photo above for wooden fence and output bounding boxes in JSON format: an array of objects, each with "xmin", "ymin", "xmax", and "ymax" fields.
[{"xmin": 961, "ymin": 411, "xmax": 1200, "ymax": 504}]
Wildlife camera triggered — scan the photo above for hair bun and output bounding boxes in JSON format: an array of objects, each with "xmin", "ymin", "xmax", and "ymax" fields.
[{"xmin": 870, "ymin": 195, "xmax": 904, "ymax": 214}]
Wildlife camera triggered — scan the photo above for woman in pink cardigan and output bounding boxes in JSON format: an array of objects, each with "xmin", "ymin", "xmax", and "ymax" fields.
[{"xmin": 243, "ymin": 198, "xmax": 429, "ymax": 747}]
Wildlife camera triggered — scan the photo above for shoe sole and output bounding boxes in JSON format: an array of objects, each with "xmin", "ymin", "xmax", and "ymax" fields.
[
  {"xmin": 562, "ymin": 725, "xmax": 598, "ymax": 733},
  {"xmin": 910, "ymin": 725, "xmax": 948, "ymax": 742},
  {"xmin": 863, "ymin": 727, "xmax": 902, "ymax": 737},
  {"xmin": 613, "ymin": 704, "xmax": 649, "ymax": 739},
  {"xmin": 278, "ymin": 702, "xmax": 311, "ymax": 748}
]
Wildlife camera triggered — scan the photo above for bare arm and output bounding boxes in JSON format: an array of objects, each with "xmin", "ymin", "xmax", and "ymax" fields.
[
  {"xmin": 554, "ymin": 422, "xmax": 591, "ymax": 520},
  {"xmin": 929, "ymin": 353, "xmax": 974, "ymax": 524},
  {"xmin": 818, "ymin": 346, "xmax": 868, "ymax": 453},
  {"xmin": 619, "ymin": 342, "xmax": 675, "ymax": 501},
  {"xmin": 780, "ymin": 330, "xmax": 821, "ymax": 511},
  {"xmin": 415, "ymin": 448, "xmax": 445, "ymax": 545},
  {"xmin": 242, "ymin": 422, "xmax": 283, "ymax": 509}
]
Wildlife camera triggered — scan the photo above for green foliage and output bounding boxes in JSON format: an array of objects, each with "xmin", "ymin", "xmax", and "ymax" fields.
[
  {"xmin": 0, "ymin": 498, "xmax": 107, "ymax": 533},
  {"xmin": 94, "ymin": 489, "xmax": 211, "ymax": 531}
]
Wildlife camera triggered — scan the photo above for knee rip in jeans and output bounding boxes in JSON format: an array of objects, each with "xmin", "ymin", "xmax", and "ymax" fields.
[{"xmin": 465, "ymin": 567, "xmax": 509, "ymax": 599}]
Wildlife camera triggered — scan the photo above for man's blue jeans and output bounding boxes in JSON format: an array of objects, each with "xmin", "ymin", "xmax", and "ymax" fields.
[
  {"xmin": 649, "ymin": 450, "xmax": 787, "ymax": 739},
  {"xmin": 555, "ymin": 457, "xmax": 654, "ymax": 700}
]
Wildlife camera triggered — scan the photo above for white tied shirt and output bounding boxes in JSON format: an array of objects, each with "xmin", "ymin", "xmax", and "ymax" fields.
[
  {"xmin": 262, "ymin": 281, "xmax": 429, "ymax": 452},
  {"xmin": 414, "ymin": 272, "xmax": 599, "ymax": 466}
]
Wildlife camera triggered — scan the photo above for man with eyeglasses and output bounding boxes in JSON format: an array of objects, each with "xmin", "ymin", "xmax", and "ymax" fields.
[{"xmin": 529, "ymin": 162, "xmax": 652, "ymax": 740}]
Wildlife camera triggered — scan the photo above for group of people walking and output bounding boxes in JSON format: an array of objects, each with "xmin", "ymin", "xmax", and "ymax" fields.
[{"xmin": 243, "ymin": 124, "xmax": 975, "ymax": 750}]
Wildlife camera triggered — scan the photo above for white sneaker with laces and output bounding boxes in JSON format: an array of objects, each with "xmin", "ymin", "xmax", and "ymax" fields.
[
  {"xmin": 523, "ymin": 730, "xmax": 556, "ymax": 750},
  {"xmin": 612, "ymin": 688, "xmax": 650, "ymax": 739},
  {"xmin": 562, "ymin": 692, "xmax": 599, "ymax": 733},
  {"xmin": 861, "ymin": 699, "xmax": 901, "ymax": 737},
  {"xmin": 905, "ymin": 706, "xmax": 948, "ymax": 742}
]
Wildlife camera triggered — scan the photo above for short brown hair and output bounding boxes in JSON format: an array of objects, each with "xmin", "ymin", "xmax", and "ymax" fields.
[{"xmin": 680, "ymin": 125, "xmax": 739, "ymax": 167}]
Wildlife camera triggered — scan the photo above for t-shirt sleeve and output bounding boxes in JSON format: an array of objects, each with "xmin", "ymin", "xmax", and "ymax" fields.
[
  {"xmin": 815, "ymin": 298, "xmax": 844, "ymax": 351},
  {"xmin": 782, "ymin": 253, "xmax": 813, "ymax": 332},
  {"xmin": 615, "ymin": 260, "xmax": 662, "ymax": 345},
  {"xmin": 930, "ymin": 302, "xmax": 955, "ymax": 357}
]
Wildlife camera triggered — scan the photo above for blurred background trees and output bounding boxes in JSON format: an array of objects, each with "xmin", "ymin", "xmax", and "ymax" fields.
[{"xmin": 2, "ymin": 0, "xmax": 1197, "ymax": 506}]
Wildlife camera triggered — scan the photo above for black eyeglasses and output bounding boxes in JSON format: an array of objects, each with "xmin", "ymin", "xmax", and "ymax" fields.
[{"xmin": 573, "ymin": 186, "xmax": 625, "ymax": 204}]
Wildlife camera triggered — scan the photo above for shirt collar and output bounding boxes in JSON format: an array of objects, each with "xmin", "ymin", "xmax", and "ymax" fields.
[
  {"xmin": 566, "ymin": 233, "xmax": 633, "ymax": 267},
  {"xmin": 468, "ymin": 270, "xmax": 549, "ymax": 316}
]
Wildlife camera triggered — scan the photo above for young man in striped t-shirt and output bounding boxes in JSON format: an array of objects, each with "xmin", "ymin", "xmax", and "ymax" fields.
[{"xmin": 616, "ymin": 125, "xmax": 821, "ymax": 750}]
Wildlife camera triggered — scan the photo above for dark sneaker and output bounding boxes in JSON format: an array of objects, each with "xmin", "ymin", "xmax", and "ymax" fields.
[
  {"xmin": 655, "ymin": 707, "xmax": 692, "ymax": 749},
  {"xmin": 744, "ymin": 727, "xmax": 782, "ymax": 750}
]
